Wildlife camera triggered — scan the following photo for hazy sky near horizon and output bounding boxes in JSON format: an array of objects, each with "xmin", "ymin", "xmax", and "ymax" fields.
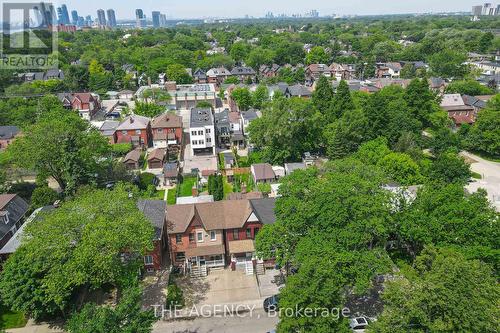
[{"xmin": 54, "ymin": 0, "xmax": 478, "ymax": 19}]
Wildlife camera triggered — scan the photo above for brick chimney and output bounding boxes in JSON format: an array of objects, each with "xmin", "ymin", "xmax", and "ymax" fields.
[
  {"xmin": 165, "ymin": 81, "xmax": 177, "ymax": 91},
  {"xmin": 191, "ymin": 186, "xmax": 198, "ymax": 197}
]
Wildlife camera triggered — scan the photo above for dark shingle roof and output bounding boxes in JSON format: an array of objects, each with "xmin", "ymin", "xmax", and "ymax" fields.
[
  {"xmin": 0, "ymin": 126, "xmax": 20, "ymax": 140},
  {"xmin": 137, "ymin": 200, "xmax": 166, "ymax": 240},
  {"xmin": 0, "ymin": 194, "xmax": 29, "ymax": 242},
  {"xmin": 249, "ymin": 198, "xmax": 276, "ymax": 225}
]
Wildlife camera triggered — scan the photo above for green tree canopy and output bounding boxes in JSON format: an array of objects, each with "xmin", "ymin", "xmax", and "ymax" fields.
[
  {"xmin": 7, "ymin": 107, "xmax": 110, "ymax": 194},
  {"xmin": 0, "ymin": 185, "xmax": 154, "ymax": 320},
  {"xmin": 370, "ymin": 247, "xmax": 500, "ymax": 333}
]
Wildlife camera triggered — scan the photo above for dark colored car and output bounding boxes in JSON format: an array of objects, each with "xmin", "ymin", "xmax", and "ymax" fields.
[{"xmin": 263, "ymin": 295, "xmax": 279, "ymax": 312}]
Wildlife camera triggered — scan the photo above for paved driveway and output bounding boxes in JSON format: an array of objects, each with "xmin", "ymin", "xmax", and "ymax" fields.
[
  {"xmin": 461, "ymin": 151, "xmax": 500, "ymax": 211},
  {"xmin": 177, "ymin": 269, "xmax": 261, "ymax": 307}
]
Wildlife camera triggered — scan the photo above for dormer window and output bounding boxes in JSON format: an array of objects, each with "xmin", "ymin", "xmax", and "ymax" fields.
[{"xmin": 0, "ymin": 211, "xmax": 9, "ymax": 224}]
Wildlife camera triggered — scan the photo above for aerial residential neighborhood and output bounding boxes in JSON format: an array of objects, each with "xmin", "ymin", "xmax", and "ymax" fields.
[{"xmin": 0, "ymin": 1, "xmax": 499, "ymax": 333}]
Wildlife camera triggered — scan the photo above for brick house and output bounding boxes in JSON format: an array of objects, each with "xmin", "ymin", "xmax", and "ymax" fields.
[
  {"xmin": 137, "ymin": 200, "xmax": 167, "ymax": 272},
  {"xmin": 166, "ymin": 198, "xmax": 276, "ymax": 275},
  {"xmin": 71, "ymin": 93, "xmax": 101, "ymax": 120},
  {"xmin": 115, "ymin": 115, "xmax": 152, "ymax": 148},
  {"xmin": 151, "ymin": 113, "xmax": 183, "ymax": 149}
]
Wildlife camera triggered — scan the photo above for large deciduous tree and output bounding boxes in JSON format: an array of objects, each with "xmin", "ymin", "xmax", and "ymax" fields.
[
  {"xmin": 0, "ymin": 186, "xmax": 154, "ymax": 320},
  {"xmin": 7, "ymin": 108, "xmax": 110, "ymax": 194},
  {"xmin": 370, "ymin": 247, "xmax": 500, "ymax": 333}
]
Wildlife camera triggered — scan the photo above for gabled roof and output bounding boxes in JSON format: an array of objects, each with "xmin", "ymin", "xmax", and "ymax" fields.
[
  {"xmin": 249, "ymin": 198, "xmax": 276, "ymax": 225},
  {"xmin": 288, "ymin": 84, "xmax": 312, "ymax": 97},
  {"xmin": 206, "ymin": 67, "xmax": 231, "ymax": 77},
  {"xmin": 117, "ymin": 115, "xmax": 150, "ymax": 131},
  {"xmin": 231, "ymin": 66, "xmax": 256, "ymax": 75},
  {"xmin": 151, "ymin": 113, "xmax": 182, "ymax": 129},
  {"xmin": 147, "ymin": 148, "xmax": 165, "ymax": 162},
  {"xmin": 137, "ymin": 200, "xmax": 166, "ymax": 240},
  {"xmin": 123, "ymin": 149, "xmax": 141, "ymax": 163},
  {"xmin": 241, "ymin": 110, "xmax": 259, "ymax": 121},
  {"xmin": 0, "ymin": 194, "xmax": 29, "ymax": 242},
  {"xmin": 167, "ymin": 200, "xmax": 253, "ymax": 233},
  {"xmin": 440, "ymin": 94, "xmax": 465, "ymax": 107},
  {"xmin": 251, "ymin": 163, "xmax": 275, "ymax": 181},
  {"xmin": 72, "ymin": 92, "xmax": 94, "ymax": 104}
]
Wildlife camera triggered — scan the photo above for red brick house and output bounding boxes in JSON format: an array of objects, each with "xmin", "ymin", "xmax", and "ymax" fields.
[
  {"xmin": 71, "ymin": 93, "xmax": 101, "ymax": 120},
  {"xmin": 151, "ymin": 113, "xmax": 183, "ymax": 149},
  {"xmin": 137, "ymin": 200, "xmax": 167, "ymax": 272},
  {"xmin": 166, "ymin": 198, "xmax": 276, "ymax": 275},
  {"xmin": 115, "ymin": 115, "xmax": 152, "ymax": 148}
]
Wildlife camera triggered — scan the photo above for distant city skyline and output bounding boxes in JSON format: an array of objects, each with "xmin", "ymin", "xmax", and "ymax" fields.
[{"xmin": 56, "ymin": 0, "xmax": 480, "ymax": 20}]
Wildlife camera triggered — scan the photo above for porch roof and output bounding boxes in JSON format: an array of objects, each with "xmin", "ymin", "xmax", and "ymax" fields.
[
  {"xmin": 228, "ymin": 239, "xmax": 255, "ymax": 254},
  {"xmin": 185, "ymin": 244, "xmax": 225, "ymax": 257}
]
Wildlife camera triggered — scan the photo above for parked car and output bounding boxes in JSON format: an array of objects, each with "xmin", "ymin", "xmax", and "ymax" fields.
[
  {"xmin": 349, "ymin": 317, "xmax": 369, "ymax": 332},
  {"xmin": 263, "ymin": 295, "xmax": 279, "ymax": 312}
]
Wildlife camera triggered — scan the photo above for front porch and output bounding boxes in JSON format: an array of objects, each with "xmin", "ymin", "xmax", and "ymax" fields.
[{"xmin": 184, "ymin": 244, "xmax": 226, "ymax": 277}]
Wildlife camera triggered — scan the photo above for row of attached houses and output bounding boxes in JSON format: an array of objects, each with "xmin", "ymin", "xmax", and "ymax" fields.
[
  {"xmin": 439, "ymin": 93, "xmax": 491, "ymax": 126},
  {"xmin": 194, "ymin": 67, "xmax": 257, "ymax": 85},
  {"xmin": 166, "ymin": 198, "xmax": 276, "ymax": 274}
]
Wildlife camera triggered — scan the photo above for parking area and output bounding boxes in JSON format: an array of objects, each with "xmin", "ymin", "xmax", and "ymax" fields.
[
  {"xmin": 176, "ymin": 269, "xmax": 262, "ymax": 307},
  {"xmin": 182, "ymin": 144, "xmax": 218, "ymax": 173},
  {"xmin": 257, "ymin": 268, "xmax": 284, "ymax": 298}
]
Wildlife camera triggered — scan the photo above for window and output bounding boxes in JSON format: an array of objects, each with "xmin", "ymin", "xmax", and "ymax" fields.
[
  {"xmin": 206, "ymin": 128, "xmax": 211, "ymax": 134},
  {"xmin": 246, "ymin": 228, "xmax": 252, "ymax": 239},
  {"xmin": 197, "ymin": 231, "xmax": 204, "ymax": 242},
  {"xmin": 157, "ymin": 128, "xmax": 163, "ymax": 133},
  {"xmin": 206, "ymin": 138, "xmax": 211, "ymax": 143},
  {"xmin": 192, "ymin": 140, "xmax": 198, "ymax": 145},
  {"xmin": 189, "ymin": 233, "xmax": 195, "ymax": 243},
  {"xmin": 198, "ymin": 130, "xmax": 203, "ymax": 135},
  {"xmin": 233, "ymin": 229, "xmax": 239, "ymax": 240},
  {"xmin": 199, "ymin": 140, "xmax": 204, "ymax": 145},
  {"xmin": 135, "ymin": 129, "xmax": 141, "ymax": 135},
  {"xmin": 144, "ymin": 255, "xmax": 154, "ymax": 265},
  {"xmin": 121, "ymin": 130, "xmax": 127, "ymax": 135},
  {"xmin": 210, "ymin": 231, "xmax": 216, "ymax": 241},
  {"xmin": 175, "ymin": 252, "xmax": 185, "ymax": 261},
  {"xmin": 254, "ymin": 227, "xmax": 259, "ymax": 236},
  {"xmin": 175, "ymin": 234, "xmax": 182, "ymax": 244},
  {"xmin": 191, "ymin": 131, "xmax": 196, "ymax": 136}
]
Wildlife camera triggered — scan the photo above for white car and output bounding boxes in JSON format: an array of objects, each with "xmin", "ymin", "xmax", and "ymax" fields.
[{"xmin": 349, "ymin": 317, "xmax": 369, "ymax": 332}]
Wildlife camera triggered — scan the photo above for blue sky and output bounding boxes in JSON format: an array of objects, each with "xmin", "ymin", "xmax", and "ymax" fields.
[{"xmin": 56, "ymin": 0, "xmax": 478, "ymax": 19}]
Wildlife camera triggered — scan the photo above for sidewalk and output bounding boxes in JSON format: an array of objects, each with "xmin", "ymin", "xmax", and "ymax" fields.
[{"xmin": 6, "ymin": 320, "xmax": 64, "ymax": 333}]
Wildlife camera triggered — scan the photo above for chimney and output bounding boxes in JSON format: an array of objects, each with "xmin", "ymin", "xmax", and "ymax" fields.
[
  {"xmin": 130, "ymin": 117, "xmax": 134, "ymax": 123},
  {"xmin": 165, "ymin": 81, "xmax": 177, "ymax": 91},
  {"xmin": 147, "ymin": 76, "xmax": 152, "ymax": 86},
  {"xmin": 191, "ymin": 186, "xmax": 199, "ymax": 197}
]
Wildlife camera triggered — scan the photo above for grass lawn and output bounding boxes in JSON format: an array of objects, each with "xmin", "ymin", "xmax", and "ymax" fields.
[
  {"xmin": 178, "ymin": 176, "xmax": 197, "ymax": 197},
  {"xmin": 155, "ymin": 190, "xmax": 166, "ymax": 200},
  {"xmin": 167, "ymin": 187, "xmax": 177, "ymax": 204},
  {"xmin": 471, "ymin": 171, "xmax": 482, "ymax": 180},
  {"xmin": 0, "ymin": 303, "xmax": 27, "ymax": 330},
  {"xmin": 223, "ymin": 177, "xmax": 233, "ymax": 198}
]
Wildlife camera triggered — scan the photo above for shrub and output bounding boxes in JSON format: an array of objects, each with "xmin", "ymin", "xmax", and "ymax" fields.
[
  {"xmin": 166, "ymin": 284, "xmax": 184, "ymax": 308},
  {"xmin": 111, "ymin": 143, "xmax": 132, "ymax": 156}
]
